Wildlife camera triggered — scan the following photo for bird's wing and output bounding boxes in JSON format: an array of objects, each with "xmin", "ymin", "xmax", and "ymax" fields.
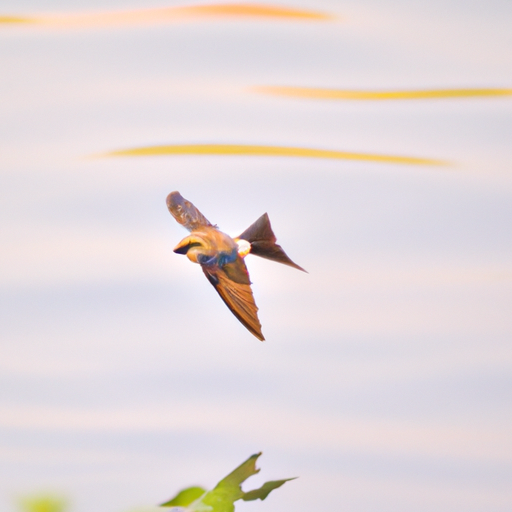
[
  {"xmin": 201, "ymin": 257, "xmax": 264, "ymax": 341},
  {"xmin": 166, "ymin": 191, "xmax": 214, "ymax": 231}
]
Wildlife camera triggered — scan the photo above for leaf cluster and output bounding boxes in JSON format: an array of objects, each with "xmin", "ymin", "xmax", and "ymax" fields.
[{"xmin": 161, "ymin": 453, "xmax": 296, "ymax": 512}]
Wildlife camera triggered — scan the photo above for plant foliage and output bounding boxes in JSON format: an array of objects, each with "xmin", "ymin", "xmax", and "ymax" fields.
[{"xmin": 160, "ymin": 453, "xmax": 296, "ymax": 512}]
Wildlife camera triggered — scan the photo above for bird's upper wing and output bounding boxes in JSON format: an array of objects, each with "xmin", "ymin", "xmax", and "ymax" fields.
[
  {"xmin": 166, "ymin": 191, "xmax": 214, "ymax": 231},
  {"xmin": 201, "ymin": 257, "xmax": 264, "ymax": 341}
]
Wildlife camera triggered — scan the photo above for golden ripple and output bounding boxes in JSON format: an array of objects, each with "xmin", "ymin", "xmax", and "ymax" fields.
[
  {"xmin": 255, "ymin": 86, "xmax": 512, "ymax": 100},
  {"xmin": 101, "ymin": 144, "xmax": 445, "ymax": 166},
  {"xmin": 0, "ymin": 16, "xmax": 34, "ymax": 23},
  {"xmin": 0, "ymin": 4, "xmax": 331, "ymax": 27}
]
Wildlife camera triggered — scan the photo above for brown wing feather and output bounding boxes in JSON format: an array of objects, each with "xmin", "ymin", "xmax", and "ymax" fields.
[
  {"xmin": 166, "ymin": 191, "xmax": 214, "ymax": 231},
  {"xmin": 202, "ymin": 258, "xmax": 264, "ymax": 341}
]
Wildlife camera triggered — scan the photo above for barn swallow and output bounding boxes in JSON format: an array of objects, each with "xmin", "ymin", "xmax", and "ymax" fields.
[{"xmin": 166, "ymin": 191, "xmax": 305, "ymax": 341}]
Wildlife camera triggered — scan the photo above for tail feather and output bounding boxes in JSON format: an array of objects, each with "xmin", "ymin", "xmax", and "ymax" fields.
[{"xmin": 237, "ymin": 213, "xmax": 306, "ymax": 272}]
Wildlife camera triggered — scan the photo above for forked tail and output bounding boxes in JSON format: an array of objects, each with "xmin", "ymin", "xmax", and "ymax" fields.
[{"xmin": 237, "ymin": 213, "xmax": 306, "ymax": 272}]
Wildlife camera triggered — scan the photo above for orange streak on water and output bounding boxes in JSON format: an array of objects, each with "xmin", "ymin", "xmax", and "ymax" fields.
[
  {"xmin": 0, "ymin": 16, "xmax": 35, "ymax": 23},
  {"xmin": 177, "ymin": 4, "xmax": 331, "ymax": 19},
  {"xmin": 255, "ymin": 86, "xmax": 512, "ymax": 100},
  {"xmin": 0, "ymin": 4, "xmax": 332, "ymax": 27},
  {"xmin": 102, "ymin": 144, "xmax": 445, "ymax": 166}
]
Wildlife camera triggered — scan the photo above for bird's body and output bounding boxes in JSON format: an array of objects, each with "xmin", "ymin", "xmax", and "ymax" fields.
[{"xmin": 166, "ymin": 191, "xmax": 305, "ymax": 341}]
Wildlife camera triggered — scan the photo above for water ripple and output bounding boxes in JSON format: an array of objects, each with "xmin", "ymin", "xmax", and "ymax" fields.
[
  {"xmin": 254, "ymin": 86, "xmax": 512, "ymax": 100},
  {"xmin": 0, "ymin": 4, "xmax": 332, "ymax": 28},
  {"xmin": 101, "ymin": 143, "xmax": 446, "ymax": 166}
]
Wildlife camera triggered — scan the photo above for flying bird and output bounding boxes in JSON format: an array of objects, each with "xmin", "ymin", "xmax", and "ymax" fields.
[{"xmin": 166, "ymin": 191, "xmax": 305, "ymax": 341}]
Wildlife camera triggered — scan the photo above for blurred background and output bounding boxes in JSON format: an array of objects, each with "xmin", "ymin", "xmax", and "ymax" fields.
[{"xmin": 1, "ymin": 1, "xmax": 511, "ymax": 511}]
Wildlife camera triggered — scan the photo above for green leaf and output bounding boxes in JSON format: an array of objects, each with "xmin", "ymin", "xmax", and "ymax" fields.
[
  {"xmin": 201, "ymin": 452, "xmax": 261, "ymax": 510},
  {"xmin": 161, "ymin": 487, "xmax": 206, "ymax": 507},
  {"xmin": 242, "ymin": 478, "xmax": 298, "ymax": 502},
  {"xmin": 159, "ymin": 453, "xmax": 296, "ymax": 512}
]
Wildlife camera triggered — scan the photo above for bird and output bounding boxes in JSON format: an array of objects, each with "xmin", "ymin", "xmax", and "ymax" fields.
[{"xmin": 166, "ymin": 191, "xmax": 305, "ymax": 341}]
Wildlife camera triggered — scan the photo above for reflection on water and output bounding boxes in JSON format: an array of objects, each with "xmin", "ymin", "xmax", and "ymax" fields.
[
  {"xmin": 0, "ymin": 4, "xmax": 332, "ymax": 27},
  {"xmin": 0, "ymin": 16, "xmax": 36, "ymax": 24},
  {"xmin": 102, "ymin": 143, "xmax": 445, "ymax": 166},
  {"xmin": 254, "ymin": 86, "xmax": 512, "ymax": 100}
]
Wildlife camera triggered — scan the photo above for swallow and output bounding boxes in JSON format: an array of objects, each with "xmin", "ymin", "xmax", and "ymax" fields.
[{"xmin": 166, "ymin": 191, "xmax": 305, "ymax": 341}]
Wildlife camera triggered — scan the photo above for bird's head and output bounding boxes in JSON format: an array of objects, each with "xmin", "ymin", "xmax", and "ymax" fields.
[{"xmin": 173, "ymin": 234, "xmax": 209, "ymax": 263}]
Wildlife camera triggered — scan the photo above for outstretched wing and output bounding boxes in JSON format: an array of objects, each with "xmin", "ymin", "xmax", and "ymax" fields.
[
  {"xmin": 166, "ymin": 191, "xmax": 214, "ymax": 231},
  {"xmin": 201, "ymin": 257, "xmax": 264, "ymax": 341}
]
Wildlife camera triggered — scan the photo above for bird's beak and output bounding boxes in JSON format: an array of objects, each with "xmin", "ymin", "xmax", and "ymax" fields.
[
  {"xmin": 173, "ymin": 235, "xmax": 201, "ymax": 254},
  {"xmin": 173, "ymin": 239, "xmax": 190, "ymax": 254}
]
